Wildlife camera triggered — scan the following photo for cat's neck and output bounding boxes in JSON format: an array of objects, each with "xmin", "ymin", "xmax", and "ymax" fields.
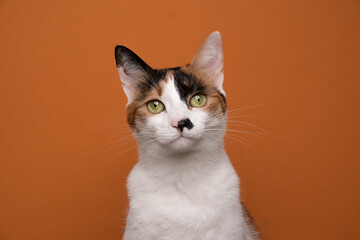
[{"xmin": 136, "ymin": 142, "xmax": 229, "ymax": 184}]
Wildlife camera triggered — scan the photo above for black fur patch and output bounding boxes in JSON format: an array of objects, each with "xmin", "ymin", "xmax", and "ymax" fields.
[
  {"xmin": 133, "ymin": 67, "xmax": 207, "ymax": 104},
  {"xmin": 115, "ymin": 45, "xmax": 153, "ymax": 74},
  {"xmin": 172, "ymin": 69, "xmax": 206, "ymax": 104}
]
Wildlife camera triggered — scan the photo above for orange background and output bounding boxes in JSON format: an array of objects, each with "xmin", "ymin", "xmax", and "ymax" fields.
[{"xmin": 1, "ymin": 0, "xmax": 359, "ymax": 239}]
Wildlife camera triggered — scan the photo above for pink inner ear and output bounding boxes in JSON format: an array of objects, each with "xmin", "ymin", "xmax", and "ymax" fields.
[
  {"xmin": 118, "ymin": 66, "xmax": 137, "ymax": 104},
  {"xmin": 191, "ymin": 31, "xmax": 225, "ymax": 95}
]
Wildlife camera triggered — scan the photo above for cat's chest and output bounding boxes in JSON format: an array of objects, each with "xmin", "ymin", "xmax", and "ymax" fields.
[
  {"xmin": 129, "ymin": 180, "xmax": 225, "ymax": 230},
  {"xmin": 127, "ymin": 162, "xmax": 240, "ymax": 224}
]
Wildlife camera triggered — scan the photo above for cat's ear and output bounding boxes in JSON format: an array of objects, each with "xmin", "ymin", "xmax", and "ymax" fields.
[
  {"xmin": 190, "ymin": 31, "xmax": 225, "ymax": 95},
  {"xmin": 115, "ymin": 46, "xmax": 153, "ymax": 104}
]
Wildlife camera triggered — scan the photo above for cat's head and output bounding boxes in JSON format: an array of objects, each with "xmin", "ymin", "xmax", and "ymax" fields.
[{"xmin": 115, "ymin": 32, "xmax": 226, "ymax": 154}]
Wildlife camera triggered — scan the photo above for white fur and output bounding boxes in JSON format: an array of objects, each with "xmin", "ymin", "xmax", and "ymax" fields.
[{"xmin": 123, "ymin": 75, "xmax": 255, "ymax": 240}]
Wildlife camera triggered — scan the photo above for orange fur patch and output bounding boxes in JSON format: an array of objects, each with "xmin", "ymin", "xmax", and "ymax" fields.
[{"xmin": 126, "ymin": 76, "xmax": 169, "ymax": 131}]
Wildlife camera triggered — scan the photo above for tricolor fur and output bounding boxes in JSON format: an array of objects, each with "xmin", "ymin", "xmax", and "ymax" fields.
[{"xmin": 115, "ymin": 31, "xmax": 259, "ymax": 240}]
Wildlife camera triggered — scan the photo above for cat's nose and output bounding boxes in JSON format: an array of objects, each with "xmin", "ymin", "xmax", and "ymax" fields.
[{"xmin": 176, "ymin": 118, "xmax": 194, "ymax": 132}]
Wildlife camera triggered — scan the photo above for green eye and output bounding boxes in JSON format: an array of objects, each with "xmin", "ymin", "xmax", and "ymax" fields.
[
  {"xmin": 146, "ymin": 100, "xmax": 165, "ymax": 114},
  {"xmin": 190, "ymin": 94, "xmax": 207, "ymax": 108}
]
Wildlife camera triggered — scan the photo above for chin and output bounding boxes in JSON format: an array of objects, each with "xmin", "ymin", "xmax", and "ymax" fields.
[{"xmin": 167, "ymin": 137, "xmax": 197, "ymax": 153}]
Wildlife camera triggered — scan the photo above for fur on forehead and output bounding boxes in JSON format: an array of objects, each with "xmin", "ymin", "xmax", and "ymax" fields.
[{"xmin": 130, "ymin": 66, "xmax": 222, "ymax": 104}]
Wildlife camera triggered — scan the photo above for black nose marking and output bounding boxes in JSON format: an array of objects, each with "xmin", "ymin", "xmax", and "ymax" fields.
[{"xmin": 177, "ymin": 118, "xmax": 194, "ymax": 132}]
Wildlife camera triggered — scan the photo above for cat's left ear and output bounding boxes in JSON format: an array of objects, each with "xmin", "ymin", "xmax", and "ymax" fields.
[{"xmin": 191, "ymin": 31, "xmax": 225, "ymax": 95}]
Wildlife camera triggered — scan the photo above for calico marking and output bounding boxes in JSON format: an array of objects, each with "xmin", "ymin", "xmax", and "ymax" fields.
[
  {"xmin": 115, "ymin": 46, "xmax": 227, "ymax": 130},
  {"xmin": 172, "ymin": 69, "xmax": 206, "ymax": 103}
]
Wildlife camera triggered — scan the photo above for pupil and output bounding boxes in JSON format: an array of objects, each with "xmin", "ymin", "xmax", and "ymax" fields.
[
  {"xmin": 196, "ymin": 96, "xmax": 200, "ymax": 101},
  {"xmin": 154, "ymin": 101, "xmax": 158, "ymax": 108}
]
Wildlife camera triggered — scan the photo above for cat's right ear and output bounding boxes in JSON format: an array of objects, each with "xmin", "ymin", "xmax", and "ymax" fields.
[
  {"xmin": 190, "ymin": 31, "xmax": 225, "ymax": 95},
  {"xmin": 115, "ymin": 46, "xmax": 153, "ymax": 104}
]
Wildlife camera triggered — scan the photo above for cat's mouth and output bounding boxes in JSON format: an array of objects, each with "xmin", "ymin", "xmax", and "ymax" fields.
[
  {"xmin": 171, "ymin": 134, "xmax": 192, "ymax": 143},
  {"xmin": 166, "ymin": 132, "xmax": 197, "ymax": 151},
  {"xmin": 152, "ymin": 128, "xmax": 202, "ymax": 151}
]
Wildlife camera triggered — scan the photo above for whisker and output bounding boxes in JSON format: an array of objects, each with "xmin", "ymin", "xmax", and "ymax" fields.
[
  {"xmin": 226, "ymin": 115, "xmax": 266, "ymax": 118},
  {"xmin": 111, "ymin": 134, "xmax": 135, "ymax": 144},
  {"xmin": 226, "ymin": 102, "xmax": 266, "ymax": 115},
  {"xmin": 224, "ymin": 135, "xmax": 255, "ymax": 150},
  {"xmin": 206, "ymin": 128, "xmax": 265, "ymax": 140},
  {"xmin": 226, "ymin": 129, "xmax": 265, "ymax": 139},
  {"xmin": 226, "ymin": 120, "xmax": 271, "ymax": 135},
  {"xmin": 111, "ymin": 145, "xmax": 138, "ymax": 160},
  {"xmin": 109, "ymin": 129, "xmax": 133, "ymax": 137},
  {"xmin": 107, "ymin": 139, "xmax": 137, "ymax": 152}
]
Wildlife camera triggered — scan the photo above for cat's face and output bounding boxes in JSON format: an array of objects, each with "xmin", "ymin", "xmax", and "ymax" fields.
[
  {"xmin": 115, "ymin": 32, "xmax": 226, "ymax": 154},
  {"xmin": 126, "ymin": 67, "xmax": 226, "ymax": 152}
]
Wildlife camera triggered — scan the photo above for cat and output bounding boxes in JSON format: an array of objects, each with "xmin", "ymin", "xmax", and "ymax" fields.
[{"xmin": 115, "ymin": 31, "xmax": 259, "ymax": 240}]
